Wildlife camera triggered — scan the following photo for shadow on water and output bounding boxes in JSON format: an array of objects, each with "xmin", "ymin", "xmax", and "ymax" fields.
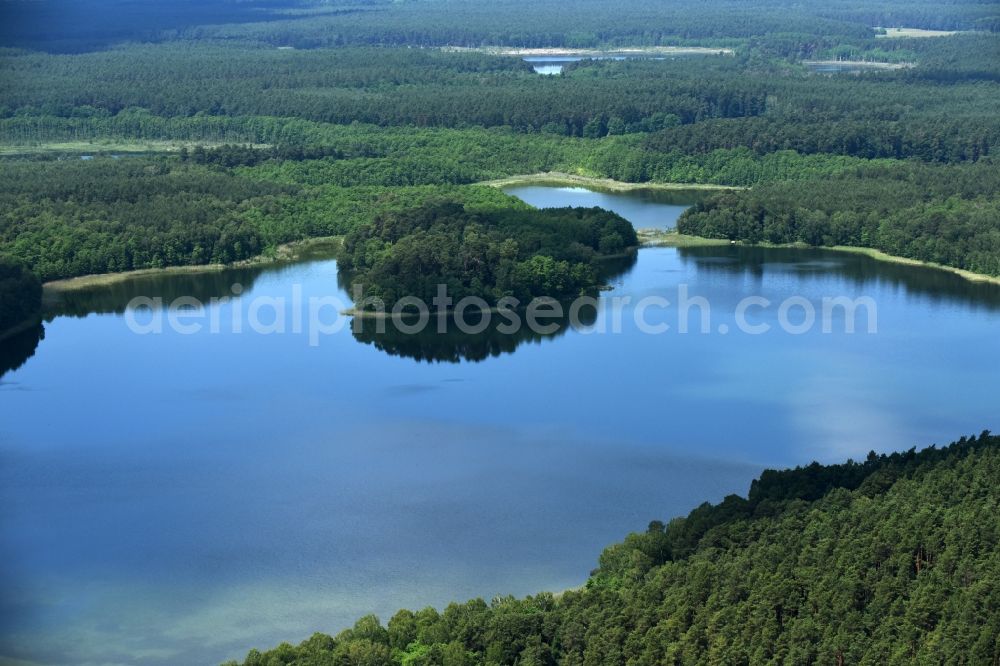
[
  {"xmin": 351, "ymin": 253, "xmax": 636, "ymax": 363},
  {"xmin": 0, "ymin": 323, "xmax": 43, "ymax": 381},
  {"xmin": 677, "ymin": 245, "xmax": 1000, "ymax": 311},
  {"xmin": 45, "ymin": 264, "xmax": 277, "ymax": 319},
  {"xmin": 46, "ymin": 239, "xmax": 347, "ymax": 319},
  {"xmin": 352, "ymin": 302, "xmax": 597, "ymax": 363},
  {"xmin": 609, "ymin": 189, "xmax": 713, "ymax": 207},
  {"xmin": 29, "ymin": 245, "xmax": 1000, "ymax": 372}
]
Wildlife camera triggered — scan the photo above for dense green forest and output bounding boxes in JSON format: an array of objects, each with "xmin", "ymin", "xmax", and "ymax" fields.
[
  {"xmin": 0, "ymin": 139, "xmax": 917, "ymax": 282},
  {"xmin": 678, "ymin": 160, "xmax": 1000, "ymax": 276},
  {"xmin": 1, "ymin": 17, "xmax": 998, "ymax": 282},
  {"xmin": 3, "ymin": 41, "xmax": 998, "ymax": 142},
  {"xmin": 341, "ymin": 202, "xmax": 637, "ymax": 304},
  {"xmin": 229, "ymin": 432, "xmax": 1000, "ymax": 665},
  {"xmin": 0, "ymin": 156, "xmax": 534, "ymax": 281}
]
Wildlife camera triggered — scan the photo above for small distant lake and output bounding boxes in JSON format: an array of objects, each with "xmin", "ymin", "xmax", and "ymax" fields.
[
  {"xmin": 522, "ymin": 51, "xmax": 723, "ymax": 74},
  {"xmin": 805, "ymin": 62, "xmax": 867, "ymax": 74},
  {"xmin": 2, "ymin": 185, "xmax": 999, "ymax": 665},
  {"xmin": 524, "ymin": 55, "xmax": 623, "ymax": 74},
  {"xmin": 804, "ymin": 61, "xmax": 907, "ymax": 74},
  {"xmin": 524, "ymin": 55, "xmax": 659, "ymax": 75},
  {"xmin": 502, "ymin": 183, "xmax": 708, "ymax": 229}
]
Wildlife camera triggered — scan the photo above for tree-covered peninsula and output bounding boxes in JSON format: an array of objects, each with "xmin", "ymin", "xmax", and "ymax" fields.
[{"xmin": 229, "ymin": 432, "xmax": 1000, "ymax": 665}]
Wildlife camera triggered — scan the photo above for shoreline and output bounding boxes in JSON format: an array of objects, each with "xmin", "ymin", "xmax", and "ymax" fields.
[
  {"xmin": 641, "ymin": 231, "xmax": 1000, "ymax": 285},
  {"xmin": 875, "ymin": 27, "xmax": 961, "ymax": 39},
  {"xmin": 825, "ymin": 245, "xmax": 1000, "ymax": 285},
  {"xmin": 803, "ymin": 59, "xmax": 914, "ymax": 70},
  {"xmin": 443, "ymin": 46, "xmax": 734, "ymax": 57},
  {"xmin": 43, "ymin": 236, "xmax": 343, "ymax": 293},
  {"xmin": 35, "ymin": 223, "xmax": 1000, "ymax": 297},
  {"xmin": 482, "ymin": 172, "xmax": 744, "ymax": 192},
  {"xmin": 639, "ymin": 230, "xmax": 734, "ymax": 247}
]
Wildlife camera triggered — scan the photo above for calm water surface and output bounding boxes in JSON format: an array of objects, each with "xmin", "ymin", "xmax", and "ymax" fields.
[
  {"xmin": 523, "ymin": 55, "xmax": 631, "ymax": 74},
  {"xmin": 804, "ymin": 62, "xmax": 900, "ymax": 74},
  {"xmin": 501, "ymin": 184, "xmax": 705, "ymax": 229},
  {"xmin": 1, "ymin": 186, "xmax": 998, "ymax": 665},
  {"xmin": 523, "ymin": 54, "xmax": 704, "ymax": 75}
]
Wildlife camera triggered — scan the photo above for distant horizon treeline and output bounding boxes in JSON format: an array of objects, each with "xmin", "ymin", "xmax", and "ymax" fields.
[
  {"xmin": 3, "ymin": 0, "xmax": 997, "ymax": 54},
  {"xmin": 3, "ymin": 41, "xmax": 998, "ymax": 146}
]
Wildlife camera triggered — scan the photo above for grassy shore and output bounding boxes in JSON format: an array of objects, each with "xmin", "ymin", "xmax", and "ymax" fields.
[
  {"xmin": 481, "ymin": 172, "xmax": 744, "ymax": 193},
  {"xmin": 639, "ymin": 229, "xmax": 734, "ymax": 247},
  {"xmin": 0, "ymin": 141, "xmax": 268, "ymax": 156},
  {"xmin": 643, "ymin": 231, "xmax": 1000, "ymax": 285},
  {"xmin": 826, "ymin": 245, "xmax": 1000, "ymax": 285},
  {"xmin": 803, "ymin": 60, "xmax": 914, "ymax": 70},
  {"xmin": 43, "ymin": 236, "xmax": 343, "ymax": 293},
  {"xmin": 875, "ymin": 27, "xmax": 960, "ymax": 38},
  {"xmin": 443, "ymin": 46, "xmax": 735, "ymax": 57},
  {"xmin": 34, "ymin": 217, "xmax": 1000, "ymax": 300}
]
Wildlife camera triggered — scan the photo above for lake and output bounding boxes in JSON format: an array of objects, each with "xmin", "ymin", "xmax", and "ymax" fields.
[
  {"xmin": 803, "ymin": 61, "xmax": 909, "ymax": 74},
  {"xmin": 521, "ymin": 53, "xmax": 716, "ymax": 75},
  {"xmin": 2, "ymin": 186, "xmax": 999, "ymax": 665},
  {"xmin": 523, "ymin": 56, "xmax": 628, "ymax": 75},
  {"xmin": 500, "ymin": 184, "xmax": 707, "ymax": 229}
]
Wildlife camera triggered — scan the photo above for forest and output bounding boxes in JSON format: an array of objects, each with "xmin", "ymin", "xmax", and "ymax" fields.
[
  {"xmin": 2, "ymin": 137, "xmax": 931, "ymax": 283},
  {"xmin": 229, "ymin": 432, "xmax": 1000, "ymax": 665},
  {"xmin": 340, "ymin": 202, "xmax": 637, "ymax": 304},
  {"xmin": 0, "ymin": 26, "xmax": 998, "ymax": 288},
  {"xmin": 0, "ymin": 156, "xmax": 537, "ymax": 281},
  {"xmin": 3, "ymin": 41, "xmax": 998, "ymax": 140},
  {"xmin": 677, "ymin": 160, "xmax": 1000, "ymax": 276}
]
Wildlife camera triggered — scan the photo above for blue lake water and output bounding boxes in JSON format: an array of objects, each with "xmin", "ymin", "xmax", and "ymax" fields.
[
  {"xmin": 522, "ymin": 55, "xmax": 629, "ymax": 74},
  {"xmin": 1, "ymin": 186, "xmax": 999, "ymax": 665},
  {"xmin": 501, "ymin": 184, "xmax": 705, "ymax": 229},
  {"xmin": 803, "ymin": 61, "xmax": 901, "ymax": 74},
  {"xmin": 522, "ymin": 53, "xmax": 711, "ymax": 74}
]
